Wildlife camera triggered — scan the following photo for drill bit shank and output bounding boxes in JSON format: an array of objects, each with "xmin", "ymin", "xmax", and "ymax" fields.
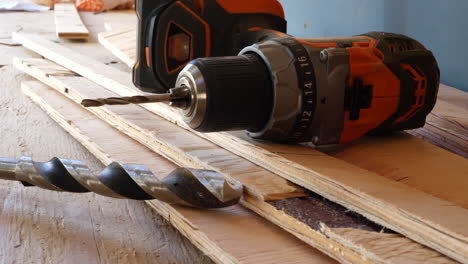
[{"xmin": 0, "ymin": 157, "xmax": 242, "ymax": 208}]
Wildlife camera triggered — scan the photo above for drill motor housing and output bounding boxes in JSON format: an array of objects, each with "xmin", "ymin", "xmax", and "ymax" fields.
[
  {"xmin": 133, "ymin": 0, "xmax": 287, "ymax": 93},
  {"xmin": 134, "ymin": 0, "xmax": 440, "ymax": 145}
]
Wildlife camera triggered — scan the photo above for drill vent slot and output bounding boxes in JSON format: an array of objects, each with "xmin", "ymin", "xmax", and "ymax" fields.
[
  {"xmin": 395, "ymin": 64, "xmax": 427, "ymax": 123},
  {"xmin": 388, "ymin": 40, "xmax": 416, "ymax": 54}
]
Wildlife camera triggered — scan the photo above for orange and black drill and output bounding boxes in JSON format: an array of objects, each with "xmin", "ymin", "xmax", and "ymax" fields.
[{"xmin": 124, "ymin": 0, "xmax": 440, "ymax": 145}]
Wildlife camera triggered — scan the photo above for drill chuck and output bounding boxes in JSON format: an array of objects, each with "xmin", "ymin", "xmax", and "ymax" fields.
[
  {"xmin": 175, "ymin": 54, "xmax": 273, "ymax": 132},
  {"xmin": 175, "ymin": 37, "xmax": 317, "ymax": 142},
  {"xmin": 0, "ymin": 157, "xmax": 242, "ymax": 208}
]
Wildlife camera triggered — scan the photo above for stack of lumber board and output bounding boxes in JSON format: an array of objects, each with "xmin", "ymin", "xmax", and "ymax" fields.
[
  {"xmin": 12, "ymin": 30, "xmax": 468, "ymax": 264},
  {"xmin": 19, "ymin": 79, "xmax": 333, "ymax": 264}
]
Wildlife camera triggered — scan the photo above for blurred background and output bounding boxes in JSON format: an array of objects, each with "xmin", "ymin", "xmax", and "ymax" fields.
[
  {"xmin": 9, "ymin": 0, "xmax": 468, "ymax": 92},
  {"xmin": 279, "ymin": 0, "xmax": 468, "ymax": 91}
]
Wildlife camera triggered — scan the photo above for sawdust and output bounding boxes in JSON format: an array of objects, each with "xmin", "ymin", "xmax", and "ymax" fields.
[{"xmin": 269, "ymin": 192, "xmax": 393, "ymax": 233}]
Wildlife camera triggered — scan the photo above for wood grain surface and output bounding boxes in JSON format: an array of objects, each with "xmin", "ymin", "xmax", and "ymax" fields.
[
  {"xmin": 98, "ymin": 27, "xmax": 135, "ymax": 67},
  {"xmin": 408, "ymin": 84, "xmax": 468, "ymax": 158}
]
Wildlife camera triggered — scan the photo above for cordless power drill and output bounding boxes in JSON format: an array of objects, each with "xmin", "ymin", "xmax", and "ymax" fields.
[
  {"xmin": 7, "ymin": 0, "xmax": 439, "ymax": 210},
  {"xmin": 127, "ymin": 0, "xmax": 439, "ymax": 145}
]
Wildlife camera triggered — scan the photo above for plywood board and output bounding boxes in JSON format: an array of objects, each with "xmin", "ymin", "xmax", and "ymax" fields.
[{"xmin": 328, "ymin": 133, "xmax": 468, "ymax": 208}]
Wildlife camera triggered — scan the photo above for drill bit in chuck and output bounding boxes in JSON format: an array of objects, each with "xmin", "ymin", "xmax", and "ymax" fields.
[
  {"xmin": 0, "ymin": 157, "xmax": 242, "ymax": 208},
  {"xmin": 81, "ymin": 86, "xmax": 191, "ymax": 108},
  {"xmin": 81, "ymin": 94, "xmax": 171, "ymax": 107}
]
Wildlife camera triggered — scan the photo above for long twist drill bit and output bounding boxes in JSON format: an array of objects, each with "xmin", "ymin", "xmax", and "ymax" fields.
[
  {"xmin": 81, "ymin": 94, "xmax": 172, "ymax": 107},
  {"xmin": 0, "ymin": 157, "xmax": 242, "ymax": 208},
  {"xmin": 81, "ymin": 86, "xmax": 191, "ymax": 108}
]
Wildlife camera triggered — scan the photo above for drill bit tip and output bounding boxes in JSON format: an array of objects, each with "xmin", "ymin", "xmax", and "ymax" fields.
[{"xmin": 81, "ymin": 99, "xmax": 105, "ymax": 107}]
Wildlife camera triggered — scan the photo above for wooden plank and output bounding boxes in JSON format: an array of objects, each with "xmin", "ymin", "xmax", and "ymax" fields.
[
  {"xmin": 322, "ymin": 227, "xmax": 455, "ymax": 264},
  {"xmin": 15, "ymin": 58, "xmax": 461, "ymax": 264},
  {"xmin": 408, "ymin": 96, "xmax": 468, "ymax": 158},
  {"xmin": 437, "ymin": 84, "xmax": 468, "ymax": 110},
  {"xmin": 12, "ymin": 33, "xmax": 468, "ymax": 262},
  {"xmin": 220, "ymin": 131, "xmax": 468, "ymax": 263},
  {"xmin": 328, "ymin": 133, "xmax": 468, "ymax": 208},
  {"xmin": 54, "ymin": 3, "xmax": 89, "ymax": 40},
  {"xmin": 412, "ymin": 84, "xmax": 468, "ymax": 157},
  {"xmin": 20, "ymin": 80, "xmax": 337, "ymax": 264},
  {"xmin": 98, "ymin": 28, "xmax": 136, "ymax": 67}
]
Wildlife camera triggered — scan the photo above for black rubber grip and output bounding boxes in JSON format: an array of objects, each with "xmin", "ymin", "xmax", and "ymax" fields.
[{"xmin": 190, "ymin": 53, "xmax": 273, "ymax": 132}]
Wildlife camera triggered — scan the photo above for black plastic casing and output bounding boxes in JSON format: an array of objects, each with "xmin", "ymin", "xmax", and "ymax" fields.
[
  {"xmin": 133, "ymin": 0, "xmax": 286, "ymax": 94},
  {"xmin": 133, "ymin": 0, "xmax": 172, "ymax": 93}
]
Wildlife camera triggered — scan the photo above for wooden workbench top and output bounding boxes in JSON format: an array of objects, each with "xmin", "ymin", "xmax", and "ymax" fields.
[{"xmin": 1, "ymin": 9, "xmax": 466, "ymax": 264}]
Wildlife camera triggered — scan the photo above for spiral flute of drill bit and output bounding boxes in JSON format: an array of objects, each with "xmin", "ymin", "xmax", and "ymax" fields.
[
  {"xmin": 81, "ymin": 86, "xmax": 191, "ymax": 108},
  {"xmin": 0, "ymin": 157, "xmax": 242, "ymax": 208},
  {"xmin": 81, "ymin": 94, "xmax": 172, "ymax": 107}
]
